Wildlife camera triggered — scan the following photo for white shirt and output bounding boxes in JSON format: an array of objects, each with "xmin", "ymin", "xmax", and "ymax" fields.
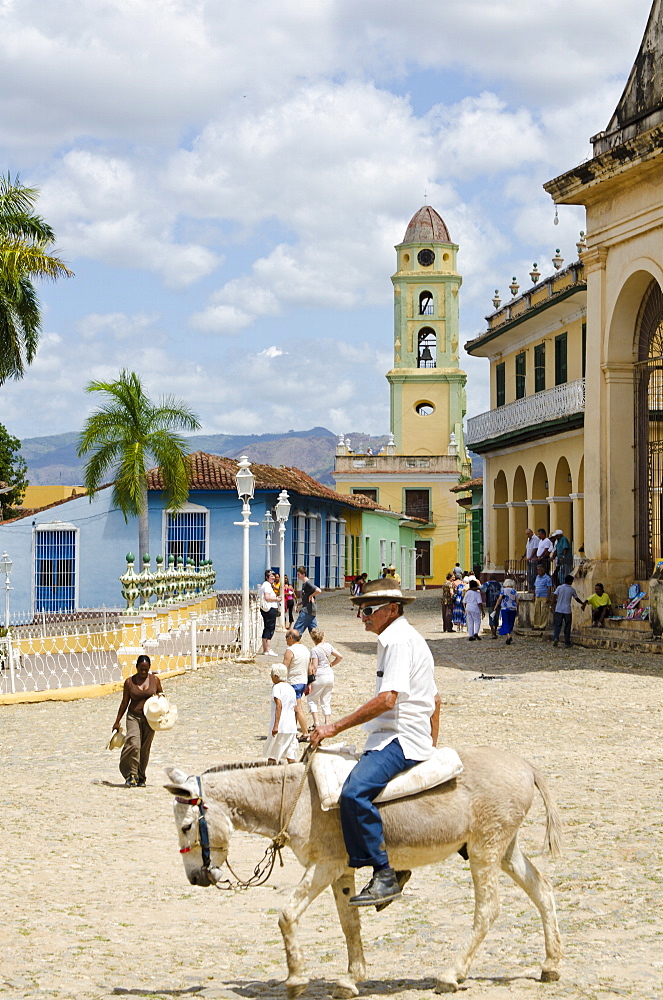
[
  {"xmin": 259, "ymin": 581, "xmax": 279, "ymax": 608},
  {"xmin": 310, "ymin": 642, "xmax": 337, "ymax": 682},
  {"xmin": 526, "ymin": 536, "xmax": 538, "ymax": 559},
  {"xmin": 270, "ymin": 682, "xmax": 297, "ymax": 734},
  {"xmin": 363, "ymin": 615, "xmax": 437, "ymax": 761},
  {"xmin": 463, "ymin": 589, "xmax": 483, "ymax": 610},
  {"xmin": 286, "ymin": 642, "xmax": 309, "ymax": 685},
  {"xmin": 536, "ymin": 537, "xmax": 554, "ymax": 557}
]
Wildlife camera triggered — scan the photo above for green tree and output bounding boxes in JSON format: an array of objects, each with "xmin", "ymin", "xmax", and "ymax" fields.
[
  {"xmin": 77, "ymin": 370, "xmax": 201, "ymax": 560},
  {"xmin": 0, "ymin": 173, "xmax": 74, "ymax": 384},
  {"xmin": 0, "ymin": 422, "xmax": 28, "ymax": 518}
]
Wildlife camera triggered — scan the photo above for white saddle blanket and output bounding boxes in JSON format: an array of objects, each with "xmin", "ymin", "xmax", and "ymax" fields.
[{"xmin": 311, "ymin": 745, "xmax": 463, "ymax": 811}]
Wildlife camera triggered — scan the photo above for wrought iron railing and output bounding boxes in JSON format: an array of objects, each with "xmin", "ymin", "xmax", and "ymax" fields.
[{"xmin": 467, "ymin": 378, "xmax": 585, "ymax": 447}]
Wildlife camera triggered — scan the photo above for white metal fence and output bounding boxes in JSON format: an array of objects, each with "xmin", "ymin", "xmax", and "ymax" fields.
[{"xmin": 0, "ymin": 592, "xmax": 262, "ymax": 696}]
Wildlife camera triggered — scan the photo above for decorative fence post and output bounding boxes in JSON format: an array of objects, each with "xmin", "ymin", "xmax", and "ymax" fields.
[
  {"xmin": 153, "ymin": 554, "xmax": 167, "ymax": 605},
  {"xmin": 190, "ymin": 613, "xmax": 198, "ymax": 670},
  {"xmin": 137, "ymin": 554, "xmax": 154, "ymax": 611},
  {"xmin": 120, "ymin": 554, "xmax": 140, "ymax": 613}
]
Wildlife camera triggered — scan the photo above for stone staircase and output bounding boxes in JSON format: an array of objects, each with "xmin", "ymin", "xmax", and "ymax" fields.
[{"xmin": 572, "ymin": 607, "xmax": 662, "ymax": 653}]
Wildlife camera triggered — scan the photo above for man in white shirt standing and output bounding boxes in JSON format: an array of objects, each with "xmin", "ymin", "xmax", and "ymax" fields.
[
  {"xmin": 535, "ymin": 528, "xmax": 554, "ymax": 576},
  {"xmin": 310, "ymin": 579, "xmax": 440, "ymax": 908},
  {"xmin": 522, "ymin": 528, "xmax": 539, "ymax": 591}
]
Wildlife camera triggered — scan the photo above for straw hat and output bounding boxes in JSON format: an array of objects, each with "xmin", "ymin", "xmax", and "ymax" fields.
[
  {"xmin": 349, "ymin": 578, "xmax": 415, "ymax": 606},
  {"xmin": 144, "ymin": 694, "xmax": 178, "ymax": 732},
  {"xmin": 107, "ymin": 729, "xmax": 125, "ymax": 751}
]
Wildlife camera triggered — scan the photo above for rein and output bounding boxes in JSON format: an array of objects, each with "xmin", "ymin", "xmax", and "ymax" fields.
[{"xmin": 177, "ymin": 745, "xmax": 317, "ymax": 890}]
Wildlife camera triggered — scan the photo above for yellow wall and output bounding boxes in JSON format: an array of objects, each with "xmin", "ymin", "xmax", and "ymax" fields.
[
  {"xmin": 490, "ymin": 315, "xmax": 585, "ymax": 408},
  {"xmin": 23, "ymin": 485, "xmax": 87, "ymax": 508}
]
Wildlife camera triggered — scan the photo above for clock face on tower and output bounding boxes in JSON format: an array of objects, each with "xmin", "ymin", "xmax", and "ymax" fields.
[{"xmin": 417, "ymin": 248, "xmax": 435, "ymax": 267}]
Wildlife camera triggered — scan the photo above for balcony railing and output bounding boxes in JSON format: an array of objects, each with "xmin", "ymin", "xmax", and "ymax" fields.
[
  {"xmin": 466, "ymin": 378, "xmax": 585, "ymax": 448},
  {"xmin": 335, "ymin": 454, "xmax": 460, "ymax": 474}
]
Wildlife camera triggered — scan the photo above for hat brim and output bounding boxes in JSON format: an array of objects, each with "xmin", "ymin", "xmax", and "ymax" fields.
[{"xmin": 350, "ymin": 593, "xmax": 415, "ymax": 606}]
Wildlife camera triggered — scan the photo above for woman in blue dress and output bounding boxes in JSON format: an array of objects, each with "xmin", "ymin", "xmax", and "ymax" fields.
[
  {"xmin": 493, "ymin": 577, "xmax": 519, "ymax": 645},
  {"xmin": 452, "ymin": 578, "xmax": 466, "ymax": 630}
]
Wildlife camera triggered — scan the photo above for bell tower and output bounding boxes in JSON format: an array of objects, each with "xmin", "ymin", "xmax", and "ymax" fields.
[{"xmin": 387, "ymin": 205, "xmax": 467, "ymax": 459}]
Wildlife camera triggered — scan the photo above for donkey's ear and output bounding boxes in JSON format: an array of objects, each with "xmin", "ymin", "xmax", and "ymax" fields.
[{"xmin": 164, "ymin": 766, "xmax": 196, "ymax": 797}]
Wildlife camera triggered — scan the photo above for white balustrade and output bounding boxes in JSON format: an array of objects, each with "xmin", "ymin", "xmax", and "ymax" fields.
[{"xmin": 466, "ymin": 378, "xmax": 585, "ymax": 447}]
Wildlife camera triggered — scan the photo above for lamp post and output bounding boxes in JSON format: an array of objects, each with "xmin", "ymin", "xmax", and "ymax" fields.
[
  {"xmin": 0, "ymin": 551, "xmax": 15, "ymax": 693},
  {"xmin": 261, "ymin": 510, "xmax": 274, "ymax": 571},
  {"xmin": 275, "ymin": 490, "xmax": 291, "ymax": 626},
  {"xmin": 234, "ymin": 456, "xmax": 257, "ymax": 659}
]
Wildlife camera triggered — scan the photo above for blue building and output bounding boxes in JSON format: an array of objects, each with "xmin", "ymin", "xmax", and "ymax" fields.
[{"xmin": 0, "ymin": 452, "xmax": 410, "ymax": 616}]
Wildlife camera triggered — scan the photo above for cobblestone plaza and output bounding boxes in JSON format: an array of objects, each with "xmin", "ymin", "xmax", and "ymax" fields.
[{"xmin": 0, "ymin": 591, "xmax": 660, "ymax": 1000}]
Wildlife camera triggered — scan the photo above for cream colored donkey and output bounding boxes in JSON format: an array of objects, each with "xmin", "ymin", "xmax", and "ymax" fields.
[{"xmin": 166, "ymin": 746, "xmax": 562, "ymax": 995}]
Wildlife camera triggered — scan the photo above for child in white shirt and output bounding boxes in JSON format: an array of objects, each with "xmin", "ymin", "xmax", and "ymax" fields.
[
  {"xmin": 463, "ymin": 580, "xmax": 484, "ymax": 641},
  {"xmin": 264, "ymin": 664, "xmax": 298, "ymax": 763}
]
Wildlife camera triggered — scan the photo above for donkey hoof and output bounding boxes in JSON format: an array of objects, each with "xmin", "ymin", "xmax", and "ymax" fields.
[
  {"xmin": 540, "ymin": 970, "xmax": 560, "ymax": 983},
  {"xmin": 434, "ymin": 978, "xmax": 458, "ymax": 994},
  {"xmin": 286, "ymin": 978, "xmax": 309, "ymax": 998},
  {"xmin": 333, "ymin": 978, "xmax": 359, "ymax": 999}
]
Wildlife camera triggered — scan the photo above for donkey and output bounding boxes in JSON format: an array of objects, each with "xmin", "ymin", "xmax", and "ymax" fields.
[{"xmin": 165, "ymin": 746, "xmax": 562, "ymax": 996}]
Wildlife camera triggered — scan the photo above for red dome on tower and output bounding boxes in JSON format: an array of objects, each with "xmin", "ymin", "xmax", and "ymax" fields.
[{"xmin": 403, "ymin": 205, "xmax": 451, "ymax": 243}]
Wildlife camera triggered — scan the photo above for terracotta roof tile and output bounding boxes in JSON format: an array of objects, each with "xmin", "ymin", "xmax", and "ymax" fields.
[
  {"xmin": 449, "ymin": 477, "xmax": 483, "ymax": 493},
  {"xmin": 146, "ymin": 452, "xmax": 387, "ymax": 511}
]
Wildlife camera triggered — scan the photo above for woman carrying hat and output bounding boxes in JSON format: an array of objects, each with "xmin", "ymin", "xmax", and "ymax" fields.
[{"xmin": 112, "ymin": 654, "xmax": 164, "ymax": 787}]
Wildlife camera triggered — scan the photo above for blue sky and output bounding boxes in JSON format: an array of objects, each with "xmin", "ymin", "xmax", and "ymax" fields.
[{"xmin": 0, "ymin": 0, "xmax": 653, "ymax": 441}]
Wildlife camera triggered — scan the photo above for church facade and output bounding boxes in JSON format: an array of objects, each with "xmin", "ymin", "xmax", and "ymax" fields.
[
  {"xmin": 334, "ymin": 206, "xmax": 471, "ymax": 586},
  {"xmin": 467, "ymin": 0, "xmax": 662, "ymax": 600}
]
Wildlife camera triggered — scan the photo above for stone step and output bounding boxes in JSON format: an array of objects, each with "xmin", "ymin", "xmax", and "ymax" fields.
[
  {"xmin": 571, "ymin": 632, "xmax": 663, "ymax": 654},
  {"xmin": 576, "ymin": 625, "xmax": 652, "ymax": 640}
]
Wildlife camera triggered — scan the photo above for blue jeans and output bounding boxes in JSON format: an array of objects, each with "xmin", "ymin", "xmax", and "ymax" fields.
[
  {"xmin": 293, "ymin": 610, "xmax": 317, "ymax": 635},
  {"xmin": 340, "ymin": 738, "xmax": 418, "ymax": 869},
  {"xmin": 553, "ymin": 612, "xmax": 572, "ymax": 645}
]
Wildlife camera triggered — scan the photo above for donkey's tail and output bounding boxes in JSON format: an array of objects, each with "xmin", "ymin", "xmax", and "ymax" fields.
[{"xmin": 533, "ymin": 767, "xmax": 563, "ymax": 859}]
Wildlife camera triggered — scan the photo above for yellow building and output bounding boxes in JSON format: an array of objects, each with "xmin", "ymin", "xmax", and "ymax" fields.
[
  {"xmin": 465, "ymin": 259, "xmax": 587, "ymax": 578},
  {"xmin": 334, "ymin": 206, "xmax": 471, "ymax": 586},
  {"xmin": 467, "ymin": 0, "xmax": 662, "ymax": 601}
]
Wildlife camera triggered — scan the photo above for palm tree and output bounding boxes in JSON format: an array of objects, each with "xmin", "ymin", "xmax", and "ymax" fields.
[
  {"xmin": 0, "ymin": 173, "xmax": 74, "ymax": 384},
  {"xmin": 77, "ymin": 370, "xmax": 201, "ymax": 561}
]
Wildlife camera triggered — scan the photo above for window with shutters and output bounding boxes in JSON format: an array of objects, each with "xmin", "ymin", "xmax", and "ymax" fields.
[
  {"xmin": 515, "ymin": 352, "xmax": 526, "ymax": 399},
  {"xmin": 555, "ymin": 332, "xmax": 567, "ymax": 386},
  {"xmin": 496, "ymin": 362, "xmax": 506, "ymax": 407},
  {"xmin": 534, "ymin": 343, "xmax": 546, "ymax": 393}
]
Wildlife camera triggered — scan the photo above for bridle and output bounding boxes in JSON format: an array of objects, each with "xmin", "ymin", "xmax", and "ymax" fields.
[{"xmin": 175, "ymin": 747, "xmax": 317, "ymax": 890}]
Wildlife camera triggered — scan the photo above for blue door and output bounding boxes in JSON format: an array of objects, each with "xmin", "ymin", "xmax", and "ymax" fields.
[{"xmin": 35, "ymin": 530, "xmax": 76, "ymax": 612}]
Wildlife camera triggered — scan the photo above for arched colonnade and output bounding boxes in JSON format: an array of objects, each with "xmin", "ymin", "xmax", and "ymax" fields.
[{"xmin": 492, "ymin": 455, "xmax": 584, "ymax": 566}]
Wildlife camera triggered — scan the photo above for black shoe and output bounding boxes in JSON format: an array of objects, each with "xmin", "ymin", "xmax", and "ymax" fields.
[
  {"xmin": 136, "ymin": 778, "xmax": 146, "ymax": 787},
  {"xmin": 505, "ymin": 635, "xmax": 512, "ymax": 645},
  {"xmin": 375, "ymin": 870, "xmax": 412, "ymax": 911},
  {"xmin": 476, "ymin": 636, "xmax": 482, "ymax": 641},
  {"xmin": 468, "ymin": 636, "xmax": 476, "ymax": 641},
  {"xmin": 349, "ymin": 868, "xmax": 403, "ymax": 907},
  {"xmin": 124, "ymin": 776, "xmax": 138, "ymax": 787}
]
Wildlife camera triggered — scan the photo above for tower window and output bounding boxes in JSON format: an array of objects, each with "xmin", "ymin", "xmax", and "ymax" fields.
[
  {"xmin": 419, "ymin": 291, "xmax": 434, "ymax": 315},
  {"xmin": 417, "ymin": 327, "xmax": 436, "ymax": 368}
]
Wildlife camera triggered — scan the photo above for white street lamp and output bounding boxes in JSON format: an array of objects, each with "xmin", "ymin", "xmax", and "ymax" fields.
[
  {"xmin": 0, "ymin": 551, "xmax": 15, "ymax": 693},
  {"xmin": 261, "ymin": 510, "xmax": 274, "ymax": 571},
  {"xmin": 275, "ymin": 489, "xmax": 291, "ymax": 626},
  {"xmin": 234, "ymin": 456, "xmax": 258, "ymax": 659}
]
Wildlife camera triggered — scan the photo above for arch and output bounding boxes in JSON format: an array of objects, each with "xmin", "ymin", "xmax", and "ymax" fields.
[
  {"xmin": 512, "ymin": 466, "xmax": 527, "ymax": 502},
  {"xmin": 419, "ymin": 290, "xmax": 434, "ymax": 315},
  {"xmin": 493, "ymin": 470, "xmax": 509, "ymax": 566},
  {"xmin": 554, "ymin": 456, "xmax": 571, "ymax": 498},
  {"xmin": 634, "ymin": 278, "xmax": 663, "ymax": 576},
  {"xmin": 530, "ymin": 462, "xmax": 549, "ymax": 501},
  {"xmin": 605, "ymin": 261, "xmax": 663, "ymax": 366},
  {"xmin": 417, "ymin": 327, "xmax": 436, "ymax": 368}
]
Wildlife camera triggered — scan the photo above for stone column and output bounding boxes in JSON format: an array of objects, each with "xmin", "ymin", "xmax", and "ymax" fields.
[{"xmin": 570, "ymin": 493, "xmax": 585, "ymax": 552}]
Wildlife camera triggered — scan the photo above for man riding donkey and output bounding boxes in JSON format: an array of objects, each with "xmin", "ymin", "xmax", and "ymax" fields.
[{"xmin": 310, "ymin": 579, "xmax": 440, "ymax": 907}]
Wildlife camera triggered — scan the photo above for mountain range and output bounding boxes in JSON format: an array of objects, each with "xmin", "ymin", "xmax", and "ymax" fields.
[{"xmin": 19, "ymin": 428, "xmax": 481, "ymax": 487}]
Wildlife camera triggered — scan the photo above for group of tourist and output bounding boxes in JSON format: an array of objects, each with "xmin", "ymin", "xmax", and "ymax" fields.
[
  {"xmin": 440, "ymin": 568, "xmax": 519, "ymax": 644},
  {"xmin": 523, "ymin": 527, "xmax": 572, "ymax": 588}
]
